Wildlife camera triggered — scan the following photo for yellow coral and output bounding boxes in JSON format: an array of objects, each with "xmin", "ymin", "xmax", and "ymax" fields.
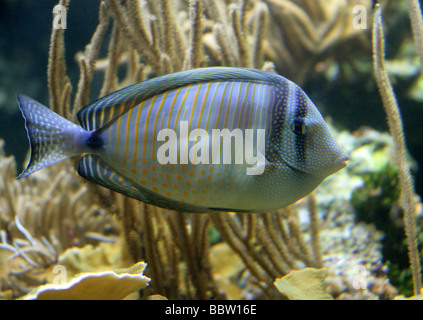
[
  {"xmin": 274, "ymin": 268, "xmax": 333, "ymax": 300},
  {"xmin": 21, "ymin": 262, "xmax": 149, "ymax": 300}
]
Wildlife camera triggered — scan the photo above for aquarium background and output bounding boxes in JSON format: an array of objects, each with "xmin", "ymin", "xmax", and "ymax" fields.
[
  {"xmin": 0, "ymin": 0, "xmax": 422, "ymax": 300},
  {"xmin": 0, "ymin": 0, "xmax": 101, "ymax": 167}
]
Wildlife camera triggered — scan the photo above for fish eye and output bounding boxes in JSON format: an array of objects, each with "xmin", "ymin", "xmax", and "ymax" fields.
[{"xmin": 290, "ymin": 118, "xmax": 307, "ymax": 135}]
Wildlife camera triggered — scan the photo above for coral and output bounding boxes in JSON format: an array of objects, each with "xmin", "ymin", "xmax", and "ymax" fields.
[
  {"xmin": 262, "ymin": 0, "xmax": 373, "ymax": 84},
  {"xmin": 46, "ymin": 239, "xmax": 132, "ymax": 279},
  {"xmin": 201, "ymin": 0, "xmax": 270, "ymax": 69},
  {"xmin": 406, "ymin": 0, "xmax": 423, "ymax": 75},
  {"xmin": 319, "ymin": 196, "xmax": 396, "ymax": 299},
  {"xmin": 372, "ymin": 3, "xmax": 422, "ymax": 295},
  {"xmin": 210, "ymin": 202, "xmax": 323, "ymax": 299},
  {"xmin": 21, "ymin": 261, "xmax": 149, "ymax": 300},
  {"xmin": 123, "ymin": 206, "xmax": 217, "ymax": 299},
  {"xmin": 274, "ymin": 268, "xmax": 333, "ymax": 300},
  {"xmin": 0, "ymin": 140, "xmax": 121, "ymax": 297}
]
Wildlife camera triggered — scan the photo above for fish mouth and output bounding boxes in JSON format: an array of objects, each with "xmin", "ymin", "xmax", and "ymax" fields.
[{"xmin": 335, "ymin": 153, "xmax": 350, "ymax": 169}]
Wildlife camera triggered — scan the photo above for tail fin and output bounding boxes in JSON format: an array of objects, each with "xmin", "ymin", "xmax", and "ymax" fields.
[{"xmin": 16, "ymin": 94, "xmax": 87, "ymax": 179}]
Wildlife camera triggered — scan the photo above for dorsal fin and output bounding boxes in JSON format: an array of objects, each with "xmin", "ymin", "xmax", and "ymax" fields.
[{"xmin": 76, "ymin": 67, "xmax": 278, "ymax": 131}]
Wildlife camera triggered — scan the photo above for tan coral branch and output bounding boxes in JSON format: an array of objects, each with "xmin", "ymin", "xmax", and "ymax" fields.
[
  {"xmin": 372, "ymin": 4, "xmax": 422, "ymax": 296},
  {"xmin": 406, "ymin": 0, "xmax": 423, "ymax": 75},
  {"xmin": 72, "ymin": 1, "xmax": 109, "ymax": 116},
  {"xmin": 47, "ymin": 0, "xmax": 72, "ymax": 118},
  {"xmin": 184, "ymin": 0, "xmax": 204, "ymax": 70}
]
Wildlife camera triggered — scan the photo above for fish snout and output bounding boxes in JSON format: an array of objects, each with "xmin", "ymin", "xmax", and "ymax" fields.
[{"xmin": 334, "ymin": 152, "xmax": 349, "ymax": 170}]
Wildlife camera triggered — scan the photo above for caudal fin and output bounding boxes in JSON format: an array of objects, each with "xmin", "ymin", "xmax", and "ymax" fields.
[{"xmin": 16, "ymin": 94, "xmax": 86, "ymax": 179}]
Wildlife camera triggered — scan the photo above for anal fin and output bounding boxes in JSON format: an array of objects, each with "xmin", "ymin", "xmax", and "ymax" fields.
[
  {"xmin": 78, "ymin": 155, "xmax": 150, "ymax": 203},
  {"xmin": 77, "ymin": 155, "xmax": 211, "ymax": 213}
]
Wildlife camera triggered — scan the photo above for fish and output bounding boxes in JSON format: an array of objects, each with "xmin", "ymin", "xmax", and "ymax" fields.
[{"xmin": 16, "ymin": 67, "xmax": 348, "ymax": 213}]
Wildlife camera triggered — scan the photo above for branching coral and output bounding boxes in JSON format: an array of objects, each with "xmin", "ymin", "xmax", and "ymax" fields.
[
  {"xmin": 202, "ymin": 0, "xmax": 270, "ymax": 69},
  {"xmin": 210, "ymin": 201, "xmax": 322, "ymax": 299},
  {"xmin": 0, "ymin": 140, "xmax": 121, "ymax": 297},
  {"xmin": 406, "ymin": 0, "xmax": 423, "ymax": 75},
  {"xmin": 261, "ymin": 0, "xmax": 373, "ymax": 83},
  {"xmin": 119, "ymin": 201, "xmax": 218, "ymax": 299},
  {"xmin": 372, "ymin": 3, "xmax": 422, "ymax": 296}
]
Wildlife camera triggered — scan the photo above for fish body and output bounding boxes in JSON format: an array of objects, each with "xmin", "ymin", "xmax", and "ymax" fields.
[{"xmin": 17, "ymin": 67, "xmax": 348, "ymax": 213}]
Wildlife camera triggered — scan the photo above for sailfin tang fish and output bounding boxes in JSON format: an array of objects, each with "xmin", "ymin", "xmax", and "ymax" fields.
[{"xmin": 17, "ymin": 67, "xmax": 348, "ymax": 213}]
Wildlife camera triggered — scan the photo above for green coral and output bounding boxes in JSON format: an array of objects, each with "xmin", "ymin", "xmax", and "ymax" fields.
[
  {"xmin": 351, "ymin": 162, "xmax": 400, "ymax": 228},
  {"xmin": 351, "ymin": 162, "xmax": 422, "ymax": 296}
]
